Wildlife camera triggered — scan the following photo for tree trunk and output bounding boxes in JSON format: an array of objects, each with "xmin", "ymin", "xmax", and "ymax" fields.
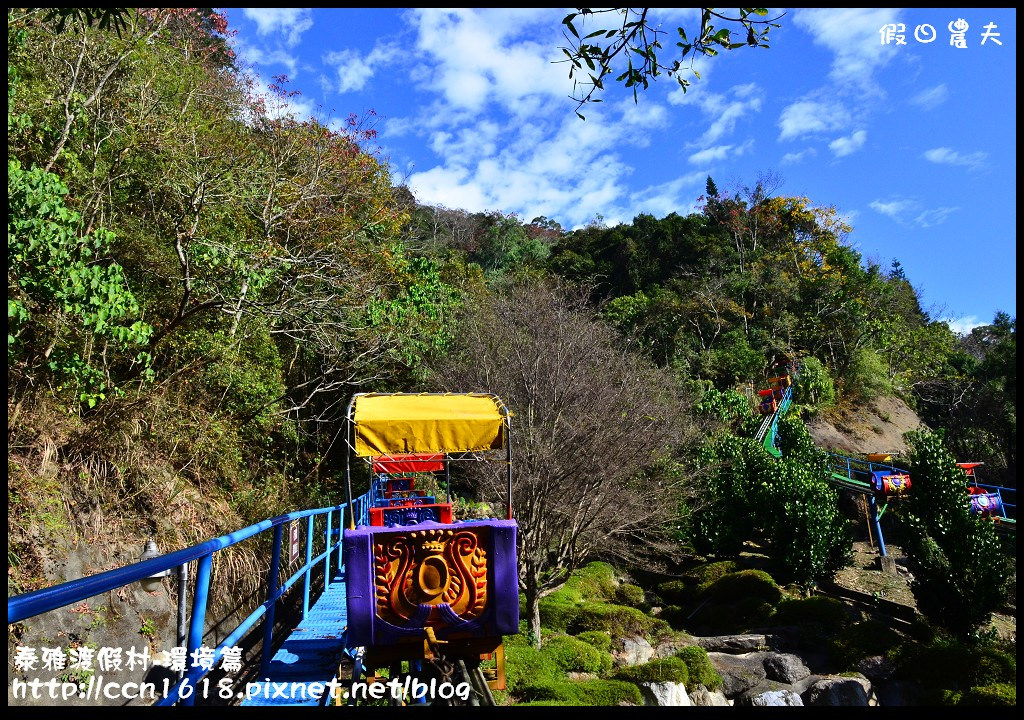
[{"xmin": 523, "ymin": 571, "xmax": 542, "ymax": 648}]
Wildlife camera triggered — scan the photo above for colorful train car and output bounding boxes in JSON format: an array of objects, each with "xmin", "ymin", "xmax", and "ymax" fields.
[{"xmin": 342, "ymin": 393, "xmax": 519, "ymax": 694}]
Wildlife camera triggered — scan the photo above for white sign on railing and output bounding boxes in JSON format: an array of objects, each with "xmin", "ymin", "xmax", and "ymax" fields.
[{"xmin": 289, "ymin": 521, "xmax": 300, "ymax": 565}]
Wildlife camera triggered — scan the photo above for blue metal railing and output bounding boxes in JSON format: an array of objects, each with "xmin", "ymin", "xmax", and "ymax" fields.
[
  {"xmin": 8, "ymin": 495, "xmax": 370, "ymax": 706},
  {"xmin": 968, "ymin": 481, "xmax": 1016, "ymax": 520},
  {"xmin": 826, "ymin": 452, "xmax": 908, "ymax": 486}
]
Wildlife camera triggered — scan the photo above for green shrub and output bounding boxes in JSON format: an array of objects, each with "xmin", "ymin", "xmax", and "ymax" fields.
[
  {"xmin": 504, "ymin": 643, "xmax": 559, "ymax": 695},
  {"xmin": 972, "ymin": 647, "xmax": 1016, "ymax": 686},
  {"xmin": 614, "ymin": 657, "xmax": 689, "ymax": 685},
  {"xmin": 615, "ymin": 583, "xmax": 646, "ymax": 608},
  {"xmin": 770, "ymin": 595, "xmax": 852, "ymax": 629},
  {"xmin": 828, "ymin": 620, "xmax": 904, "ymax": 669},
  {"xmin": 845, "ymin": 348, "xmax": 892, "ymax": 402},
  {"xmin": 564, "ymin": 562, "xmax": 619, "ymax": 601},
  {"xmin": 794, "ymin": 356, "xmax": 836, "ymax": 410},
  {"xmin": 569, "ymin": 602, "xmax": 670, "ymax": 641},
  {"xmin": 904, "ymin": 432, "xmax": 1013, "ymax": 638},
  {"xmin": 518, "ymin": 678, "xmax": 643, "ymax": 706},
  {"xmin": 699, "ymin": 569, "xmax": 782, "ymax": 604},
  {"xmin": 575, "ymin": 630, "xmax": 612, "ymax": 653},
  {"xmin": 543, "ymin": 635, "xmax": 613, "ymax": 675},
  {"xmin": 685, "ymin": 561, "xmax": 739, "ymax": 590},
  {"xmin": 565, "ymin": 679, "xmax": 643, "ymax": 706},
  {"xmin": 675, "ymin": 646, "xmax": 723, "ymax": 691},
  {"xmin": 655, "ymin": 579, "xmax": 691, "ymax": 605},
  {"xmin": 539, "ymin": 594, "xmax": 581, "ymax": 632},
  {"xmin": 517, "ymin": 700, "xmax": 578, "ymax": 706},
  {"xmin": 958, "ymin": 683, "xmax": 1016, "ymax": 706},
  {"xmin": 889, "ymin": 638, "xmax": 1015, "ymax": 690},
  {"xmin": 540, "ymin": 562, "xmax": 620, "ymax": 631}
]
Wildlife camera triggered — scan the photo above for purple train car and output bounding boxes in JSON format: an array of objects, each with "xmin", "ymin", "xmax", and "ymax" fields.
[{"xmin": 342, "ymin": 393, "xmax": 519, "ymax": 692}]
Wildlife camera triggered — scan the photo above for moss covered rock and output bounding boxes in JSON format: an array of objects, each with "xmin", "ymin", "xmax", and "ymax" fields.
[
  {"xmin": 569, "ymin": 601, "xmax": 670, "ymax": 641},
  {"xmin": 519, "ymin": 678, "xmax": 643, "ymax": 706},
  {"xmin": 575, "ymin": 630, "xmax": 613, "ymax": 653},
  {"xmin": 539, "ymin": 561, "xmax": 620, "ymax": 631},
  {"xmin": 543, "ymin": 634, "xmax": 613, "ymax": 675},
  {"xmin": 686, "ymin": 560, "xmax": 739, "ymax": 591},
  {"xmin": 615, "ymin": 583, "xmax": 646, "ymax": 608},
  {"xmin": 958, "ymin": 683, "xmax": 1016, "ymax": 706},
  {"xmin": 655, "ymin": 580, "xmax": 693, "ymax": 605},
  {"xmin": 614, "ymin": 657, "xmax": 690, "ymax": 685},
  {"xmin": 770, "ymin": 595, "xmax": 851, "ymax": 629},
  {"xmin": 504, "ymin": 642, "xmax": 560, "ymax": 695},
  {"xmin": 699, "ymin": 569, "xmax": 782, "ymax": 604},
  {"xmin": 676, "ymin": 645, "xmax": 724, "ymax": 691}
]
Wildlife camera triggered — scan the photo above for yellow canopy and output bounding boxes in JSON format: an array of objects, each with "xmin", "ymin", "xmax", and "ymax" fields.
[{"xmin": 352, "ymin": 393, "xmax": 506, "ymax": 457}]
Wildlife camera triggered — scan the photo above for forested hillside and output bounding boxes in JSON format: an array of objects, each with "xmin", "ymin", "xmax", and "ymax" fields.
[{"xmin": 7, "ymin": 7, "xmax": 1015, "ymax": 637}]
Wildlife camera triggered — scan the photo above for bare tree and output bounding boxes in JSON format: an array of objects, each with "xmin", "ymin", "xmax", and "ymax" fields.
[{"xmin": 430, "ymin": 280, "xmax": 695, "ymax": 644}]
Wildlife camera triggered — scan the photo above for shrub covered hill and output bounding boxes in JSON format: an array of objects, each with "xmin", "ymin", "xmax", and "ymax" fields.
[{"xmin": 7, "ymin": 10, "xmax": 1015, "ymax": 707}]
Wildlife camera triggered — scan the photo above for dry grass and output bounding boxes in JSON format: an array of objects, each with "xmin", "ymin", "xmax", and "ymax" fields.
[{"xmin": 7, "ymin": 393, "xmax": 301, "ymax": 608}]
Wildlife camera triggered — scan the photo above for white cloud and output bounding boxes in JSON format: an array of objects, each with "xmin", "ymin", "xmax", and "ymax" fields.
[
  {"xmin": 944, "ymin": 315, "xmax": 982, "ymax": 335},
  {"xmin": 666, "ymin": 54, "xmax": 716, "ymax": 107},
  {"xmin": 781, "ymin": 147, "xmax": 817, "ymax": 165},
  {"xmin": 408, "ymin": 8, "xmax": 571, "ymax": 113},
  {"xmin": 869, "ymin": 198, "xmax": 959, "ymax": 228},
  {"xmin": 688, "ymin": 140, "xmax": 753, "ymax": 165},
  {"xmin": 628, "ymin": 172, "xmax": 708, "ymax": 219},
  {"xmin": 778, "ymin": 99, "xmax": 848, "ymax": 141},
  {"xmin": 923, "ymin": 147, "xmax": 988, "ymax": 170},
  {"xmin": 406, "ymin": 95, "xmax": 676, "ymax": 229},
  {"xmin": 231, "ymin": 35, "xmax": 299, "ymax": 76},
  {"xmin": 794, "ymin": 8, "xmax": 901, "ymax": 91},
  {"xmin": 911, "ymin": 84, "xmax": 948, "ymax": 110},
  {"xmin": 242, "ymin": 8, "xmax": 313, "ymax": 47},
  {"xmin": 398, "ymin": 9, "xmax": 718, "ymax": 230},
  {"xmin": 829, "ymin": 130, "xmax": 867, "ymax": 157},
  {"xmin": 869, "ymin": 198, "xmax": 914, "ymax": 220},
  {"xmin": 698, "ymin": 90, "xmax": 762, "ymax": 146},
  {"xmin": 688, "ymin": 145, "xmax": 732, "ymax": 165},
  {"xmin": 324, "ymin": 43, "xmax": 400, "ymax": 94},
  {"xmin": 915, "ymin": 207, "xmax": 959, "ymax": 228}
]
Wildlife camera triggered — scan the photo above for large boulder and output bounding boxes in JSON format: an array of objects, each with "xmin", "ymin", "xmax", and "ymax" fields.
[
  {"xmin": 696, "ymin": 634, "xmax": 773, "ymax": 653},
  {"xmin": 855, "ymin": 655, "xmax": 895, "ymax": 681},
  {"xmin": 640, "ymin": 681, "xmax": 691, "ymax": 706},
  {"xmin": 614, "ymin": 635, "xmax": 655, "ymax": 667},
  {"xmin": 737, "ymin": 689, "xmax": 804, "ymax": 706},
  {"xmin": 652, "ymin": 635, "xmax": 695, "ymax": 659},
  {"xmin": 689, "ymin": 685, "xmax": 731, "ymax": 706},
  {"xmin": 763, "ymin": 653, "xmax": 811, "ymax": 683},
  {"xmin": 802, "ymin": 675, "xmax": 874, "ymax": 706},
  {"xmin": 707, "ymin": 652, "xmax": 768, "ymax": 697}
]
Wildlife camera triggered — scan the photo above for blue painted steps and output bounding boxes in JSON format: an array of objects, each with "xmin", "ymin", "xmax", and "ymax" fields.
[{"xmin": 240, "ymin": 573, "xmax": 349, "ymax": 706}]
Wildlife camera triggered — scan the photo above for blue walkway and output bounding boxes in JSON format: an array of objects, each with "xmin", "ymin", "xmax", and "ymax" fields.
[{"xmin": 240, "ymin": 572, "xmax": 349, "ymax": 706}]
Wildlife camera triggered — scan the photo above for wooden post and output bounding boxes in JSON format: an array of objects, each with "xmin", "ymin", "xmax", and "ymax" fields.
[{"xmin": 862, "ymin": 494, "xmax": 874, "ymax": 549}]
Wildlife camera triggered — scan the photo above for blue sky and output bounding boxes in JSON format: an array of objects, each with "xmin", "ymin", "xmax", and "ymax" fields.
[{"xmin": 223, "ymin": 8, "xmax": 1016, "ymax": 333}]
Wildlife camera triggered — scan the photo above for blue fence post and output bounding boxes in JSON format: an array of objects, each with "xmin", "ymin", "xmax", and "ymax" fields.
[
  {"xmin": 260, "ymin": 524, "xmax": 284, "ymax": 678},
  {"xmin": 324, "ymin": 511, "xmax": 333, "ymax": 592},
  {"xmin": 183, "ymin": 552, "xmax": 213, "ymax": 707},
  {"xmin": 302, "ymin": 515, "xmax": 314, "ymax": 618},
  {"xmin": 869, "ymin": 495, "xmax": 888, "ymax": 557}
]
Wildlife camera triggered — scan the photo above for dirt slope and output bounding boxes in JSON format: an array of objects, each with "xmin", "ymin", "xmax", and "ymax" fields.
[{"xmin": 804, "ymin": 395, "xmax": 927, "ymax": 457}]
